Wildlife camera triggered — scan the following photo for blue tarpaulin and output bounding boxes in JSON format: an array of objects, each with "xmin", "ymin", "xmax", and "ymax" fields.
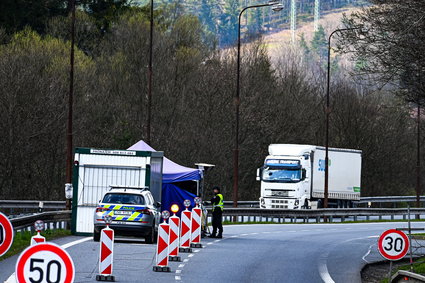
[
  {"xmin": 128, "ymin": 140, "xmax": 202, "ymax": 213},
  {"xmin": 162, "ymin": 183, "xmax": 196, "ymax": 216}
]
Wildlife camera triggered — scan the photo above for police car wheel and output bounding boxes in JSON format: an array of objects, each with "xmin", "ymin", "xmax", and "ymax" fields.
[
  {"xmin": 93, "ymin": 229, "xmax": 100, "ymax": 242},
  {"xmin": 145, "ymin": 226, "xmax": 155, "ymax": 244}
]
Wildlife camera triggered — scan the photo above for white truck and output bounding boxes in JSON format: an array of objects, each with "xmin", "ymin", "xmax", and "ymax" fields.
[{"xmin": 257, "ymin": 144, "xmax": 361, "ymax": 209}]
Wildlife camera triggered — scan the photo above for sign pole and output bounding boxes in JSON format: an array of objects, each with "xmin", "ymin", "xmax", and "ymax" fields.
[{"xmin": 388, "ymin": 260, "xmax": 392, "ymax": 282}]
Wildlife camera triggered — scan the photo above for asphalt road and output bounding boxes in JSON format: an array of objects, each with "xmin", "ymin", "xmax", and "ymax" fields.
[{"xmin": 1, "ymin": 222, "xmax": 424, "ymax": 283}]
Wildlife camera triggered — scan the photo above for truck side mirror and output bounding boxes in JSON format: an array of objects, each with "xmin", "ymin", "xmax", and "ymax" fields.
[
  {"xmin": 301, "ymin": 169, "xmax": 306, "ymax": 180},
  {"xmin": 155, "ymin": 201, "xmax": 161, "ymax": 208}
]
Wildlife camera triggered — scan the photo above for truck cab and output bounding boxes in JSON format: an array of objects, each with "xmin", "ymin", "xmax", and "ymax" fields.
[{"xmin": 258, "ymin": 152, "xmax": 311, "ymax": 209}]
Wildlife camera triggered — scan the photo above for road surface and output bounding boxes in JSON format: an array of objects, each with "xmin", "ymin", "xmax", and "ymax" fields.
[{"xmin": 1, "ymin": 222, "xmax": 424, "ymax": 283}]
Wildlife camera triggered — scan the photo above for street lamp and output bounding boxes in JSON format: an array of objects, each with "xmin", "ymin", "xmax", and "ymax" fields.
[
  {"xmin": 146, "ymin": 0, "xmax": 154, "ymax": 144},
  {"xmin": 233, "ymin": 1, "xmax": 284, "ymax": 208},
  {"xmin": 324, "ymin": 27, "xmax": 361, "ymax": 209},
  {"xmin": 65, "ymin": 0, "xmax": 76, "ymax": 211}
]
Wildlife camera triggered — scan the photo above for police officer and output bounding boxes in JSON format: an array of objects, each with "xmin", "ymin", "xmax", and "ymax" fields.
[{"xmin": 209, "ymin": 186, "xmax": 223, "ymax": 238}]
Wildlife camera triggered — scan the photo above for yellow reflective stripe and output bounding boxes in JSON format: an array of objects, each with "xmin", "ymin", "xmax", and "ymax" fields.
[
  {"xmin": 115, "ymin": 215, "xmax": 124, "ymax": 220},
  {"xmin": 107, "ymin": 211, "xmax": 114, "ymax": 216},
  {"xmin": 114, "ymin": 205, "xmax": 122, "ymax": 210},
  {"xmin": 127, "ymin": 212, "xmax": 141, "ymax": 221},
  {"xmin": 103, "ymin": 205, "xmax": 110, "ymax": 208}
]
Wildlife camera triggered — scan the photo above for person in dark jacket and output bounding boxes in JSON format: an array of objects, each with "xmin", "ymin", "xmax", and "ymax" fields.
[{"xmin": 209, "ymin": 186, "xmax": 224, "ymax": 238}]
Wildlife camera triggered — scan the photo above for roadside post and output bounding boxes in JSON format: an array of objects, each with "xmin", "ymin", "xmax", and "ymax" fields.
[
  {"xmin": 96, "ymin": 215, "xmax": 115, "ymax": 281},
  {"xmin": 190, "ymin": 197, "xmax": 203, "ymax": 248},
  {"xmin": 179, "ymin": 200, "xmax": 192, "ymax": 253},
  {"xmin": 153, "ymin": 210, "xmax": 171, "ymax": 272},
  {"xmin": 378, "ymin": 229, "xmax": 410, "ymax": 281},
  {"xmin": 169, "ymin": 204, "xmax": 181, "ymax": 262},
  {"xmin": 15, "ymin": 243, "xmax": 75, "ymax": 283},
  {"xmin": 30, "ymin": 220, "xmax": 46, "ymax": 245},
  {"xmin": 0, "ymin": 212, "xmax": 14, "ymax": 257}
]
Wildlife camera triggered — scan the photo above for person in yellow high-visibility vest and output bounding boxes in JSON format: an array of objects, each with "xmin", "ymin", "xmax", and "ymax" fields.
[{"xmin": 209, "ymin": 186, "xmax": 223, "ymax": 238}]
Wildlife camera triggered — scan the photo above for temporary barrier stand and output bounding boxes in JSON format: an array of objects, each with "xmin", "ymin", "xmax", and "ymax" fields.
[
  {"xmin": 169, "ymin": 204, "xmax": 181, "ymax": 262},
  {"xmin": 190, "ymin": 197, "xmax": 203, "ymax": 248},
  {"xmin": 153, "ymin": 211, "xmax": 171, "ymax": 272},
  {"xmin": 30, "ymin": 220, "xmax": 46, "ymax": 246},
  {"xmin": 179, "ymin": 200, "xmax": 192, "ymax": 253},
  {"xmin": 96, "ymin": 215, "xmax": 115, "ymax": 282}
]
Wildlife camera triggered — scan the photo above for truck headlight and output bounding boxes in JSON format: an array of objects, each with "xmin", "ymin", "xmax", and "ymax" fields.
[{"xmin": 294, "ymin": 200, "xmax": 299, "ymax": 206}]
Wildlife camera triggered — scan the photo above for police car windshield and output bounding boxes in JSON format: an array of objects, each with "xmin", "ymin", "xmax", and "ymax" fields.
[{"xmin": 102, "ymin": 193, "xmax": 145, "ymax": 205}]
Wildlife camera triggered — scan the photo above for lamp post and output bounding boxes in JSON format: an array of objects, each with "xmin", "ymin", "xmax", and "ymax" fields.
[
  {"xmin": 65, "ymin": 0, "xmax": 76, "ymax": 211},
  {"xmin": 146, "ymin": 0, "xmax": 154, "ymax": 144},
  {"xmin": 233, "ymin": 1, "xmax": 283, "ymax": 208},
  {"xmin": 324, "ymin": 27, "xmax": 360, "ymax": 209}
]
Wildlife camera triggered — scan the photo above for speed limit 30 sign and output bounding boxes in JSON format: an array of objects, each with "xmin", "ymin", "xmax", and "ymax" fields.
[
  {"xmin": 0, "ymin": 212, "xmax": 14, "ymax": 257},
  {"xmin": 15, "ymin": 243, "xmax": 75, "ymax": 283},
  {"xmin": 378, "ymin": 229, "xmax": 410, "ymax": 261}
]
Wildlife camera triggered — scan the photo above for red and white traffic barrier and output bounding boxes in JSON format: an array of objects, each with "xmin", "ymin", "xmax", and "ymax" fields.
[
  {"xmin": 168, "ymin": 214, "xmax": 181, "ymax": 261},
  {"xmin": 96, "ymin": 225, "xmax": 115, "ymax": 281},
  {"xmin": 179, "ymin": 206, "xmax": 192, "ymax": 253},
  {"xmin": 153, "ymin": 211, "xmax": 171, "ymax": 272},
  {"xmin": 30, "ymin": 232, "xmax": 45, "ymax": 246},
  {"xmin": 190, "ymin": 205, "xmax": 202, "ymax": 248}
]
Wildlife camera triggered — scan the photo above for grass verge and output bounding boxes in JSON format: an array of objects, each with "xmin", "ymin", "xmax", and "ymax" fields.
[
  {"xmin": 380, "ymin": 257, "xmax": 425, "ymax": 283},
  {"xmin": 0, "ymin": 229, "xmax": 71, "ymax": 261}
]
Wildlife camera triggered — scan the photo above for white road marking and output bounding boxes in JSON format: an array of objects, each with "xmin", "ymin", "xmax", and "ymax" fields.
[
  {"xmin": 5, "ymin": 237, "xmax": 92, "ymax": 283},
  {"xmin": 362, "ymin": 244, "xmax": 375, "ymax": 263},
  {"xmin": 241, "ymin": 233, "xmax": 249, "ymax": 236},
  {"xmin": 214, "ymin": 239, "xmax": 221, "ymax": 242},
  {"xmin": 318, "ymin": 252, "xmax": 336, "ymax": 283},
  {"xmin": 288, "ymin": 231, "xmax": 296, "ymax": 232},
  {"xmin": 183, "ymin": 259, "xmax": 189, "ymax": 262},
  {"xmin": 367, "ymin": 235, "xmax": 379, "ymax": 238},
  {"xmin": 207, "ymin": 242, "xmax": 213, "ymax": 245},
  {"xmin": 178, "ymin": 264, "xmax": 185, "ymax": 268},
  {"xmin": 230, "ymin": 235, "xmax": 238, "ymax": 238},
  {"xmin": 176, "ymin": 270, "xmax": 182, "ymax": 274},
  {"xmin": 175, "ymin": 276, "xmax": 181, "ymax": 280},
  {"xmin": 188, "ymin": 254, "xmax": 194, "ymax": 257},
  {"xmin": 61, "ymin": 236, "xmax": 92, "ymax": 249},
  {"xmin": 250, "ymin": 233, "xmax": 259, "ymax": 235},
  {"xmin": 194, "ymin": 249, "xmax": 200, "ymax": 253},
  {"xmin": 301, "ymin": 230, "xmax": 310, "ymax": 232}
]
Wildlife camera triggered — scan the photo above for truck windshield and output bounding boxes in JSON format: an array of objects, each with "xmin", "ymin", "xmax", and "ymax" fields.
[{"xmin": 262, "ymin": 167, "xmax": 301, "ymax": 183}]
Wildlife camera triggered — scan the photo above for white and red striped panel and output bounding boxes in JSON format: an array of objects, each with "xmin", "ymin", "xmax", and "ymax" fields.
[
  {"xmin": 99, "ymin": 227, "xmax": 114, "ymax": 275},
  {"xmin": 180, "ymin": 210, "xmax": 191, "ymax": 248}
]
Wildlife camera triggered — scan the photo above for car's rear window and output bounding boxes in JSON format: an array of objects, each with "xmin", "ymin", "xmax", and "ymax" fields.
[{"xmin": 102, "ymin": 193, "xmax": 145, "ymax": 205}]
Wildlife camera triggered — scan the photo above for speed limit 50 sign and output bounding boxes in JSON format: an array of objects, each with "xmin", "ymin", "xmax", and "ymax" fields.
[
  {"xmin": 15, "ymin": 243, "xmax": 75, "ymax": 283},
  {"xmin": 378, "ymin": 229, "xmax": 409, "ymax": 261}
]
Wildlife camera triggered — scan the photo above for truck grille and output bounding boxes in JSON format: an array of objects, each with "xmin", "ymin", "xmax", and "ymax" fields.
[{"xmin": 271, "ymin": 199, "xmax": 288, "ymax": 208}]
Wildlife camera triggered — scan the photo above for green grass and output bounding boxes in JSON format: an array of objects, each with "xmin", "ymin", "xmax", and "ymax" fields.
[
  {"xmin": 0, "ymin": 229, "xmax": 71, "ymax": 261},
  {"xmin": 380, "ymin": 257, "xmax": 425, "ymax": 283}
]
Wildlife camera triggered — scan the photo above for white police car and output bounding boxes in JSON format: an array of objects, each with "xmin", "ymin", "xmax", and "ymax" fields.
[{"xmin": 93, "ymin": 187, "xmax": 161, "ymax": 243}]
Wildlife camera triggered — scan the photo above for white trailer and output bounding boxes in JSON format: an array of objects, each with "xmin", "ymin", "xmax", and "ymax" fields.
[
  {"xmin": 71, "ymin": 148, "xmax": 163, "ymax": 235},
  {"xmin": 257, "ymin": 144, "xmax": 361, "ymax": 209}
]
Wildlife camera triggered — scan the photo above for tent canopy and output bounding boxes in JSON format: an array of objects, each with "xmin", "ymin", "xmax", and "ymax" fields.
[{"xmin": 128, "ymin": 140, "xmax": 202, "ymax": 183}]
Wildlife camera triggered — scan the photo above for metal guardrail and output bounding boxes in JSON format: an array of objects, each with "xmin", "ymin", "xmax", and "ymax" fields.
[
  {"xmin": 10, "ymin": 210, "xmax": 71, "ymax": 231},
  {"xmin": 206, "ymin": 208, "xmax": 425, "ymax": 223},
  {"xmin": 358, "ymin": 196, "xmax": 425, "ymax": 203},
  {"xmin": 0, "ymin": 200, "xmax": 66, "ymax": 210}
]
